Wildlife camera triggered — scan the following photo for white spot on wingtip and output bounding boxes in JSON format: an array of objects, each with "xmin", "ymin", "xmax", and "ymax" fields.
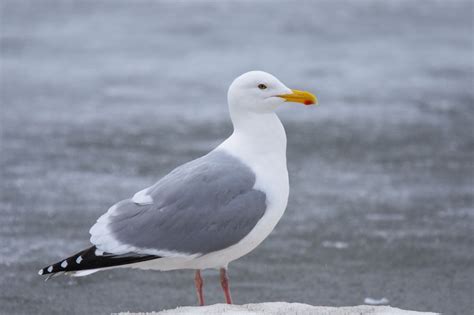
[
  {"xmin": 76, "ymin": 256, "xmax": 83, "ymax": 264},
  {"xmin": 132, "ymin": 188, "xmax": 154, "ymax": 205},
  {"xmin": 61, "ymin": 260, "xmax": 68, "ymax": 268},
  {"xmin": 47, "ymin": 266, "xmax": 53, "ymax": 273},
  {"xmin": 95, "ymin": 249, "xmax": 104, "ymax": 256},
  {"xmin": 38, "ymin": 269, "xmax": 43, "ymax": 275}
]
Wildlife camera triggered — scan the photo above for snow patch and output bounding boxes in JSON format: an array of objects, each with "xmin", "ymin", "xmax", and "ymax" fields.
[{"xmin": 116, "ymin": 302, "xmax": 439, "ymax": 315}]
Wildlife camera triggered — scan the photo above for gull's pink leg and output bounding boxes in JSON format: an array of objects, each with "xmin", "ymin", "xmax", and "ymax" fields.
[
  {"xmin": 194, "ymin": 270, "xmax": 204, "ymax": 306},
  {"xmin": 220, "ymin": 268, "xmax": 233, "ymax": 304}
]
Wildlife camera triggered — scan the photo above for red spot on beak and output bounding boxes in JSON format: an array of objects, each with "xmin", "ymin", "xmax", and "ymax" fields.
[{"xmin": 304, "ymin": 100, "xmax": 314, "ymax": 105}]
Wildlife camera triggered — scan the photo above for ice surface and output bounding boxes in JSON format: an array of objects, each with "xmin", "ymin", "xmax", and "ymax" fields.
[{"xmin": 1, "ymin": 0, "xmax": 472, "ymax": 314}]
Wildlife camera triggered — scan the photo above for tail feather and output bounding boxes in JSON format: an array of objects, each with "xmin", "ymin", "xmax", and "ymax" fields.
[{"xmin": 38, "ymin": 246, "xmax": 160, "ymax": 276}]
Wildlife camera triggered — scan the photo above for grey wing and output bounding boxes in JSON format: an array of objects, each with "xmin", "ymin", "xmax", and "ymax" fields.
[{"xmin": 89, "ymin": 150, "xmax": 267, "ymax": 257}]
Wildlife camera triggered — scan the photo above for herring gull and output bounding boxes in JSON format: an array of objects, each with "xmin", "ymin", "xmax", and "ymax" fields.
[{"xmin": 39, "ymin": 71, "xmax": 317, "ymax": 305}]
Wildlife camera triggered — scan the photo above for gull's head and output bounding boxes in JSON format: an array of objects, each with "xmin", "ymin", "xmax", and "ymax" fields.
[{"xmin": 227, "ymin": 71, "xmax": 318, "ymax": 114}]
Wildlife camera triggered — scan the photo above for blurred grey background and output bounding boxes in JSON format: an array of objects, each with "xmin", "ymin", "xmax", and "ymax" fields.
[{"xmin": 1, "ymin": 0, "xmax": 473, "ymax": 314}]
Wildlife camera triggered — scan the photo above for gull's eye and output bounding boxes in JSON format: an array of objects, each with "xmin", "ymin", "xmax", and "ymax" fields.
[{"xmin": 258, "ymin": 84, "xmax": 267, "ymax": 90}]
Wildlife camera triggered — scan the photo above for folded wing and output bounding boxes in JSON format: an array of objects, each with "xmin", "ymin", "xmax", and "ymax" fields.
[{"xmin": 90, "ymin": 150, "xmax": 267, "ymax": 258}]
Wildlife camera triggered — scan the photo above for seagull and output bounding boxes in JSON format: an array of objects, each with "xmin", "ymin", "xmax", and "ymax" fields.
[{"xmin": 39, "ymin": 71, "xmax": 317, "ymax": 306}]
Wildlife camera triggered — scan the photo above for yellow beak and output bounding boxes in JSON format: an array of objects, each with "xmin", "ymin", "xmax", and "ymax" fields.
[{"xmin": 278, "ymin": 89, "xmax": 318, "ymax": 105}]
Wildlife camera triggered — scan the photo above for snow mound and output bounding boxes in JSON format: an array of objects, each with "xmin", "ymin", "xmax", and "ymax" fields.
[{"xmin": 118, "ymin": 302, "xmax": 438, "ymax": 315}]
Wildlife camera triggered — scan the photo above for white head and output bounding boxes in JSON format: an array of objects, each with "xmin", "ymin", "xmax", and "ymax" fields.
[{"xmin": 227, "ymin": 71, "xmax": 317, "ymax": 114}]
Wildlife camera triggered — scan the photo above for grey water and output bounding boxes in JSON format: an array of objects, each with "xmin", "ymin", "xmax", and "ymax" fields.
[{"xmin": 1, "ymin": 0, "xmax": 473, "ymax": 314}]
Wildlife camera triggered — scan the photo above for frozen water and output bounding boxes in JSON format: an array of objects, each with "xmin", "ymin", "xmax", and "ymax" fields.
[{"xmin": 1, "ymin": 0, "xmax": 473, "ymax": 314}]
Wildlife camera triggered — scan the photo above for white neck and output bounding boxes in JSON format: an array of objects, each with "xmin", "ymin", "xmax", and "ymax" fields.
[{"xmin": 220, "ymin": 108, "xmax": 287, "ymax": 162}]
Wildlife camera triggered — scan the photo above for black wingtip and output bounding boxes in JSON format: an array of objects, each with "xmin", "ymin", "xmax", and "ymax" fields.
[{"xmin": 38, "ymin": 246, "xmax": 160, "ymax": 277}]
